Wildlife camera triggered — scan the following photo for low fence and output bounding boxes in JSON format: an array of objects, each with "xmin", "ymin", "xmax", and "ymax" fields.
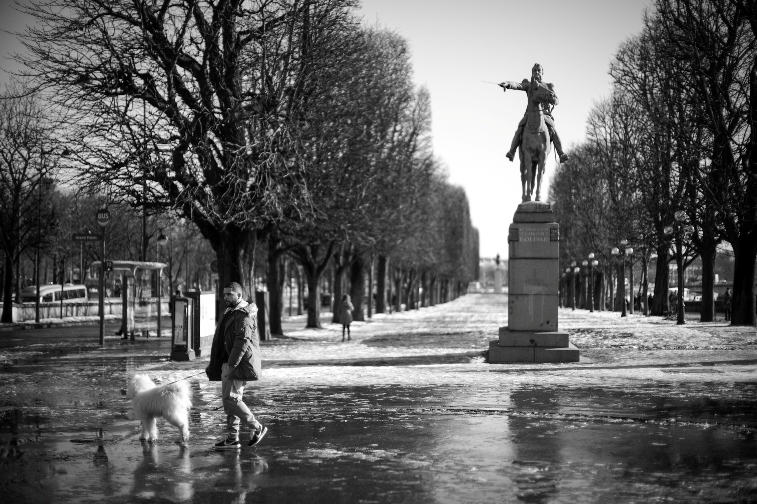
[{"xmin": 2, "ymin": 299, "xmax": 170, "ymax": 323}]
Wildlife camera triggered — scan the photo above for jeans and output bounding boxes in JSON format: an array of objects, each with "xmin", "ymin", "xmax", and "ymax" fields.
[{"xmin": 221, "ymin": 363, "xmax": 260, "ymax": 440}]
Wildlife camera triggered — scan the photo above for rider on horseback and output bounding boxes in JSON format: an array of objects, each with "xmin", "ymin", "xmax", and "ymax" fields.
[{"xmin": 500, "ymin": 63, "xmax": 569, "ymax": 164}]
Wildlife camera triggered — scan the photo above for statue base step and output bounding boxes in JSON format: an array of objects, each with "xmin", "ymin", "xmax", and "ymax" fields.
[{"xmin": 488, "ymin": 329, "xmax": 579, "ymax": 363}]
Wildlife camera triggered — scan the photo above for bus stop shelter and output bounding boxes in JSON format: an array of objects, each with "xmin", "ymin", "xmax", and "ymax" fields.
[{"xmin": 90, "ymin": 260, "xmax": 167, "ymax": 339}]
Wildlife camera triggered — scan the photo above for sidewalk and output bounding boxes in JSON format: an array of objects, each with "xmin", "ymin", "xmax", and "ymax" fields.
[{"xmin": 1, "ymin": 294, "xmax": 756, "ymax": 504}]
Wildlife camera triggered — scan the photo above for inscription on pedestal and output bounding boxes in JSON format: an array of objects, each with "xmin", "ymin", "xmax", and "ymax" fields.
[{"xmin": 509, "ymin": 227, "xmax": 559, "ymax": 242}]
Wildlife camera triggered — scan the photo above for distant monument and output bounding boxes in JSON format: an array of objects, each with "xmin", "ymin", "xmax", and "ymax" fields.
[{"xmin": 489, "ymin": 64, "xmax": 578, "ymax": 363}]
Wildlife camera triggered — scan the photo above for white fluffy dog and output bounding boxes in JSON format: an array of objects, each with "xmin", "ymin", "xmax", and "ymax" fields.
[{"xmin": 127, "ymin": 374, "xmax": 192, "ymax": 443}]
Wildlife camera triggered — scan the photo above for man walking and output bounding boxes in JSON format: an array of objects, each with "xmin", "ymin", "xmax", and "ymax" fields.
[
  {"xmin": 723, "ymin": 287, "xmax": 732, "ymax": 322},
  {"xmin": 206, "ymin": 282, "xmax": 267, "ymax": 449}
]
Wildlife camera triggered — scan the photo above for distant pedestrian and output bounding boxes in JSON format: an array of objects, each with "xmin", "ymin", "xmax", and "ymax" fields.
[
  {"xmin": 206, "ymin": 282, "xmax": 267, "ymax": 450},
  {"xmin": 340, "ymin": 294, "xmax": 354, "ymax": 342},
  {"xmin": 669, "ymin": 290, "xmax": 678, "ymax": 316},
  {"xmin": 723, "ymin": 288, "xmax": 732, "ymax": 322}
]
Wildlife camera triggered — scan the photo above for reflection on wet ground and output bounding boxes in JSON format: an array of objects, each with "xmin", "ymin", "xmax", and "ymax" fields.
[
  {"xmin": 1, "ymin": 294, "xmax": 756, "ymax": 503},
  {"xmin": 2, "ymin": 363, "xmax": 756, "ymax": 503}
]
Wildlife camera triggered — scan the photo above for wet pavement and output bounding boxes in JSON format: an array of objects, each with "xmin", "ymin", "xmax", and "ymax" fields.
[{"xmin": 1, "ymin": 294, "xmax": 756, "ymax": 503}]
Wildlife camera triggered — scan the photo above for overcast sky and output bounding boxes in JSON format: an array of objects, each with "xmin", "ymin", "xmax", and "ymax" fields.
[
  {"xmin": 1, "ymin": 0, "xmax": 653, "ymax": 259},
  {"xmin": 357, "ymin": 0, "xmax": 653, "ymax": 259}
]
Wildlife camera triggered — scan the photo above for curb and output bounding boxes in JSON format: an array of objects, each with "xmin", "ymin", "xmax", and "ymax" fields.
[{"xmin": 0, "ymin": 317, "xmax": 120, "ymax": 332}]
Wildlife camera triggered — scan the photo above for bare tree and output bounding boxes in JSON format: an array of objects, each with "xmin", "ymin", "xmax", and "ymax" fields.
[
  {"xmin": 0, "ymin": 84, "xmax": 60, "ymax": 322},
  {"xmin": 14, "ymin": 0, "xmax": 360, "ymax": 298},
  {"xmin": 653, "ymin": 0, "xmax": 756, "ymax": 325}
]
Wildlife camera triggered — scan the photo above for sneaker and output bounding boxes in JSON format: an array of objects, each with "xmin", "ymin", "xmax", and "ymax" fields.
[
  {"xmin": 248, "ymin": 426, "xmax": 268, "ymax": 447},
  {"xmin": 214, "ymin": 438, "xmax": 241, "ymax": 450}
]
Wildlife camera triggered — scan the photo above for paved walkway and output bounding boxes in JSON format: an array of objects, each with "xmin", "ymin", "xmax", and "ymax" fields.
[{"xmin": 1, "ymin": 294, "xmax": 755, "ymax": 503}]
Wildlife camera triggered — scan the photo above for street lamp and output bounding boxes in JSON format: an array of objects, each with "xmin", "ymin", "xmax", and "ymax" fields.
[
  {"xmin": 588, "ymin": 254, "xmax": 598, "ymax": 312},
  {"xmin": 570, "ymin": 261, "xmax": 577, "ymax": 310},
  {"xmin": 581, "ymin": 260, "xmax": 589, "ymax": 309},
  {"xmin": 664, "ymin": 211, "xmax": 695, "ymax": 325},
  {"xmin": 157, "ymin": 230, "xmax": 167, "ymax": 337},
  {"xmin": 574, "ymin": 265, "xmax": 581, "ymax": 311},
  {"xmin": 611, "ymin": 240, "xmax": 633, "ymax": 317}
]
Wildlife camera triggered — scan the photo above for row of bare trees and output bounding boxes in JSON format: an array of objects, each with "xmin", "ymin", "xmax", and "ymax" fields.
[
  {"xmin": 2, "ymin": 0, "xmax": 478, "ymax": 328},
  {"xmin": 550, "ymin": 0, "xmax": 756, "ymax": 326}
]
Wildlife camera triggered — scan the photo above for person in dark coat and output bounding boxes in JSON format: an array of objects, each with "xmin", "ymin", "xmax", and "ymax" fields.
[
  {"xmin": 340, "ymin": 294, "xmax": 354, "ymax": 342},
  {"xmin": 723, "ymin": 288, "xmax": 732, "ymax": 322},
  {"xmin": 206, "ymin": 282, "xmax": 267, "ymax": 449}
]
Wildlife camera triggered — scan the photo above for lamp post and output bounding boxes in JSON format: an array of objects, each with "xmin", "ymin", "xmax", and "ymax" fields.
[
  {"xmin": 611, "ymin": 240, "xmax": 633, "ymax": 317},
  {"xmin": 573, "ymin": 265, "xmax": 581, "ymax": 310},
  {"xmin": 570, "ymin": 261, "xmax": 577, "ymax": 310},
  {"xmin": 581, "ymin": 260, "xmax": 589, "ymax": 309},
  {"xmin": 664, "ymin": 211, "xmax": 694, "ymax": 325},
  {"xmin": 588, "ymin": 253, "xmax": 598, "ymax": 312},
  {"xmin": 157, "ymin": 230, "xmax": 167, "ymax": 337}
]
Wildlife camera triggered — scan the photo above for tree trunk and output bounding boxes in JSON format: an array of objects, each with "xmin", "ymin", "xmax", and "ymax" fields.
[
  {"xmin": 394, "ymin": 266, "xmax": 403, "ymax": 312},
  {"xmin": 403, "ymin": 268, "xmax": 416, "ymax": 310},
  {"xmin": 699, "ymin": 241, "xmax": 717, "ymax": 322},
  {"xmin": 302, "ymin": 260, "xmax": 321, "ymax": 328},
  {"xmin": 728, "ymin": 57, "xmax": 757, "ymax": 326},
  {"xmin": 608, "ymin": 267, "xmax": 615, "ymax": 311},
  {"xmin": 367, "ymin": 254, "xmax": 374, "ymax": 319},
  {"xmin": 295, "ymin": 265, "xmax": 304, "ymax": 316},
  {"xmin": 267, "ymin": 239, "xmax": 286, "ymax": 336},
  {"xmin": 349, "ymin": 254, "xmax": 366, "ymax": 322},
  {"xmin": 333, "ymin": 262, "xmax": 344, "ymax": 324},
  {"xmin": 731, "ymin": 235, "xmax": 757, "ymax": 326},
  {"xmin": 641, "ymin": 256, "xmax": 649, "ymax": 315},
  {"xmin": 652, "ymin": 246, "xmax": 670, "ymax": 316},
  {"xmin": 294, "ymin": 243, "xmax": 336, "ymax": 328},
  {"xmin": 376, "ymin": 255, "xmax": 387, "ymax": 314},
  {"xmin": 1, "ymin": 253, "xmax": 13, "ymax": 323},
  {"xmin": 198, "ymin": 224, "xmax": 255, "ymax": 320},
  {"xmin": 331, "ymin": 249, "xmax": 352, "ymax": 324},
  {"xmin": 429, "ymin": 274, "xmax": 437, "ymax": 307},
  {"xmin": 420, "ymin": 270, "xmax": 427, "ymax": 308}
]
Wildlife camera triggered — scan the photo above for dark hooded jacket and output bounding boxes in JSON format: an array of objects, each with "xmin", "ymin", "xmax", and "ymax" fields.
[{"xmin": 205, "ymin": 301, "xmax": 261, "ymax": 382}]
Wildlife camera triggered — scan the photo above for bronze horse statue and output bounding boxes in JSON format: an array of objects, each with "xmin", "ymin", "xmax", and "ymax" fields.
[{"xmin": 518, "ymin": 84, "xmax": 556, "ymax": 202}]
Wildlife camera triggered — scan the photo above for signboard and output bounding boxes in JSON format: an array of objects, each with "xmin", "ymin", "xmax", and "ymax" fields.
[
  {"xmin": 96, "ymin": 208, "xmax": 111, "ymax": 228},
  {"xmin": 174, "ymin": 299, "xmax": 187, "ymax": 345},
  {"xmin": 72, "ymin": 233, "xmax": 103, "ymax": 242},
  {"xmin": 199, "ymin": 293, "xmax": 216, "ymax": 338}
]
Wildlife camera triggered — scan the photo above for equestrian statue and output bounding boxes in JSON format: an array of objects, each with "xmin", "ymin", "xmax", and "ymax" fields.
[{"xmin": 499, "ymin": 63, "xmax": 568, "ymax": 202}]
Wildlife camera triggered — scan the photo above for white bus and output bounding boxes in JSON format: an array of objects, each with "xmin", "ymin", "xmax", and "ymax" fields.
[{"xmin": 19, "ymin": 284, "xmax": 89, "ymax": 304}]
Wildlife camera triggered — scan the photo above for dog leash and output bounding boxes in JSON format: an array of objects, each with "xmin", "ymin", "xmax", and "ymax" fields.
[{"xmin": 158, "ymin": 370, "xmax": 206, "ymax": 387}]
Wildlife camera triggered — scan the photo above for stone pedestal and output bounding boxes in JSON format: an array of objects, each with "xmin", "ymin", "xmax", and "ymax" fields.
[{"xmin": 489, "ymin": 202, "xmax": 579, "ymax": 363}]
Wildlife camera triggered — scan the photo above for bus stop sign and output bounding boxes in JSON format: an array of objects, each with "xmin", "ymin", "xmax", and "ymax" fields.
[{"xmin": 96, "ymin": 208, "xmax": 111, "ymax": 228}]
